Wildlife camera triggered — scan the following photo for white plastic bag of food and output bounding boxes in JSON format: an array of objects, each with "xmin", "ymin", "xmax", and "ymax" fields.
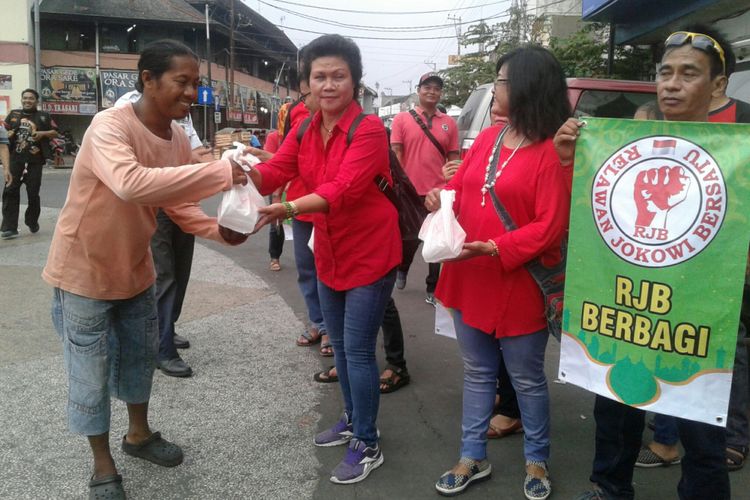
[
  {"xmin": 217, "ymin": 142, "xmax": 265, "ymax": 234},
  {"xmin": 419, "ymin": 190, "xmax": 465, "ymax": 263}
]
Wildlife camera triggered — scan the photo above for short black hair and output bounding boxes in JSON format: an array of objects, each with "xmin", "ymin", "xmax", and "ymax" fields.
[
  {"xmin": 495, "ymin": 46, "xmax": 571, "ymax": 143},
  {"xmin": 666, "ymin": 24, "xmax": 735, "ymax": 78},
  {"xmin": 21, "ymin": 88, "xmax": 39, "ymax": 100},
  {"xmin": 301, "ymin": 34, "xmax": 362, "ymax": 99},
  {"xmin": 136, "ymin": 39, "xmax": 198, "ymax": 92}
]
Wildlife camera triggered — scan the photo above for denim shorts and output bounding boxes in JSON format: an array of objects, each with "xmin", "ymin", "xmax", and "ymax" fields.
[{"xmin": 51, "ymin": 286, "xmax": 159, "ymax": 436}]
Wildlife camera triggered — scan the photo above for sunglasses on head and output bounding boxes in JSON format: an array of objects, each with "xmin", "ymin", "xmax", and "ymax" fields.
[{"xmin": 664, "ymin": 31, "xmax": 726, "ymax": 75}]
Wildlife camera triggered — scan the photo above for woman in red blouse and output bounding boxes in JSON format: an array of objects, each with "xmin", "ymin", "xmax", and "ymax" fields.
[
  {"xmin": 426, "ymin": 47, "xmax": 572, "ymax": 499},
  {"xmin": 248, "ymin": 34, "xmax": 400, "ymax": 485}
]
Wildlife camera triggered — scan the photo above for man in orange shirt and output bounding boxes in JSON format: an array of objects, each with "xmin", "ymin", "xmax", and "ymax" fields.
[{"xmin": 43, "ymin": 40, "xmax": 248, "ymax": 499}]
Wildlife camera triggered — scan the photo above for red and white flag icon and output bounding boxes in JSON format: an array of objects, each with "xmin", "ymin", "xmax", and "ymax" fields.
[{"xmin": 652, "ymin": 139, "xmax": 677, "ymax": 155}]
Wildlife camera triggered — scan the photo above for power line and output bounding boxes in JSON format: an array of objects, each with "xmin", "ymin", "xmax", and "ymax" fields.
[
  {"xmin": 274, "ymin": 7, "xmax": 509, "ymax": 33},
  {"xmin": 233, "ymin": 0, "xmax": 572, "ymax": 50},
  {"xmin": 260, "ymin": 2, "xmax": 510, "ymax": 32},
  {"xmin": 278, "ymin": 25, "xmax": 472, "ymax": 40},
  {"xmin": 258, "ymin": 0, "xmax": 506, "ymax": 15}
]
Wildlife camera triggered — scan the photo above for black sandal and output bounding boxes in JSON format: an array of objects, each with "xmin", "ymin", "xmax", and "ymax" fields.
[
  {"xmin": 313, "ymin": 365, "xmax": 339, "ymax": 383},
  {"xmin": 380, "ymin": 364, "xmax": 410, "ymax": 394},
  {"xmin": 726, "ymin": 446, "xmax": 747, "ymax": 471},
  {"xmin": 121, "ymin": 432, "xmax": 183, "ymax": 467},
  {"xmin": 89, "ymin": 474, "xmax": 125, "ymax": 500}
]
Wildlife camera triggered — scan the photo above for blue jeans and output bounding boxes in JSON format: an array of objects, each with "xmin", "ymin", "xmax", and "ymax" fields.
[
  {"xmin": 453, "ymin": 310, "xmax": 550, "ymax": 462},
  {"xmin": 51, "ymin": 286, "xmax": 159, "ymax": 436},
  {"xmin": 150, "ymin": 209, "xmax": 194, "ymax": 362},
  {"xmin": 292, "ymin": 219, "xmax": 325, "ymax": 332},
  {"xmin": 317, "ymin": 268, "xmax": 397, "ymax": 446},
  {"xmin": 653, "ymin": 413, "xmax": 680, "ymax": 446},
  {"xmin": 591, "ymin": 395, "xmax": 729, "ymax": 500}
]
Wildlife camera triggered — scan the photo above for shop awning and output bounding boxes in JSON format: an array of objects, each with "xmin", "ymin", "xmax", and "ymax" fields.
[{"xmin": 582, "ymin": 0, "xmax": 748, "ymax": 45}]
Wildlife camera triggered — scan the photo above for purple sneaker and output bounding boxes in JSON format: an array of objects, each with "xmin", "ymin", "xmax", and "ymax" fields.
[
  {"xmin": 313, "ymin": 412, "xmax": 353, "ymax": 447},
  {"xmin": 330, "ymin": 439, "xmax": 384, "ymax": 484}
]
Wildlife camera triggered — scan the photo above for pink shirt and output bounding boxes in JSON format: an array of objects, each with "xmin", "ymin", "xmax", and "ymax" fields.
[
  {"xmin": 42, "ymin": 104, "xmax": 233, "ymax": 300},
  {"xmin": 390, "ymin": 106, "xmax": 458, "ymax": 195}
]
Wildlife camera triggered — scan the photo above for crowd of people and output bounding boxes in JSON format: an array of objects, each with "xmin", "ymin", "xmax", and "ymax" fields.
[{"xmin": 2, "ymin": 19, "xmax": 748, "ymax": 500}]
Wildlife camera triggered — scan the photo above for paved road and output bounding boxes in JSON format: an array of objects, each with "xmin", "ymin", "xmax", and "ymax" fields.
[{"xmin": 1, "ymin": 167, "xmax": 747, "ymax": 499}]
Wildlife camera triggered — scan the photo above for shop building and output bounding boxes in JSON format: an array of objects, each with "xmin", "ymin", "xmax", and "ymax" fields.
[{"xmin": 0, "ymin": 0, "xmax": 300, "ymax": 144}]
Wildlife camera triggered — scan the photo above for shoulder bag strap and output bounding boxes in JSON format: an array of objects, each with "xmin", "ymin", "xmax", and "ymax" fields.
[
  {"xmin": 485, "ymin": 128, "xmax": 564, "ymax": 289},
  {"xmin": 408, "ymin": 109, "xmax": 446, "ymax": 158}
]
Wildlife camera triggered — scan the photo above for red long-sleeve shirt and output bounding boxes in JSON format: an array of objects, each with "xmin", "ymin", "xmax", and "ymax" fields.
[
  {"xmin": 436, "ymin": 125, "xmax": 571, "ymax": 337},
  {"xmin": 256, "ymin": 101, "xmax": 401, "ymax": 290}
]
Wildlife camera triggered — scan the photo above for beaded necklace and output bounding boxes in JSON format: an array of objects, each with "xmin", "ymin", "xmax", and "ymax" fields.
[{"xmin": 481, "ymin": 127, "xmax": 525, "ymax": 207}]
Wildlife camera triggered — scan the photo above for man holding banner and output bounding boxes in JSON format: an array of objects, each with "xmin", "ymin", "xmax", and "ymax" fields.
[{"xmin": 556, "ymin": 29, "xmax": 739, "ymax": 500}]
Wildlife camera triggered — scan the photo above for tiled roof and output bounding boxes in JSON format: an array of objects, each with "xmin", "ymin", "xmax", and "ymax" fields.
[{"xmin": 41, "ymin": 0, "xmax": 205, "ymax": 25}]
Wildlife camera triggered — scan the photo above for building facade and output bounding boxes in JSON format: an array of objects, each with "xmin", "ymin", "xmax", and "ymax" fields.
[{"xmin": 0, "ymin": 0, "xmax": 300, "ymax": 144}]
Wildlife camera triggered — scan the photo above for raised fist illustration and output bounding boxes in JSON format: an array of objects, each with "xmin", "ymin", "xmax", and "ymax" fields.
[{"xmin": 633, "ymin": 165, "xmax": 691, "ymax": 228}]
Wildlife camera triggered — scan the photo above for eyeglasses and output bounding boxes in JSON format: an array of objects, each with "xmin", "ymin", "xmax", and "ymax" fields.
[
  {"xmin": 664, "ymin": 31, "xmax": 726, "ymax": 75},
  {"xmin": 300, "ymin": 92, "xmax": 311, "ymax": 103},
  {"xmin": 491, "ymin": 78, "xmax": 508, "ymax": 100}
]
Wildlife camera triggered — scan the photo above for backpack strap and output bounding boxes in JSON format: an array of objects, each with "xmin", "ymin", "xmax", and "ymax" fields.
[
  {"xmin": 342, "ymin": 113, "xmax": 393, "ymax": 198},
  {"xmin": 346, "ymin": 113, "xmax": 368, "ymax": 146},
  {"xmin": 295, "ymin": 116, "xmax": 313, "ymax": 144}
]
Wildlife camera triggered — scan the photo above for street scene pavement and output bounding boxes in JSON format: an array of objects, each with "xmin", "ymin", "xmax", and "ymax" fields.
[{"xmin": 1, "ymin": 166, "xmax": 749, "ymax": 498}]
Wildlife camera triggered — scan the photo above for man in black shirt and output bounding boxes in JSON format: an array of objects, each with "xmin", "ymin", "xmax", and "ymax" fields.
[{"xmin": 1, "ymin": 88, "xmax": 57, "ymax": 239}]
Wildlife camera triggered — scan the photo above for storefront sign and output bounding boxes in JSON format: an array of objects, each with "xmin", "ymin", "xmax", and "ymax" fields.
[
  {"xmin": 40, "ymin": 67, "xmax": 97, "ymax": 115},
  {"xmin": 100, "ymin": 70, "xmax": 138, "ymax": 108}
]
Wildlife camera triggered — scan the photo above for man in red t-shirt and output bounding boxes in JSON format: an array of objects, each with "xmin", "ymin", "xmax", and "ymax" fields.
[{"xmin": 391, "ymin": 72, "xmax": 459, "ymax": 304}]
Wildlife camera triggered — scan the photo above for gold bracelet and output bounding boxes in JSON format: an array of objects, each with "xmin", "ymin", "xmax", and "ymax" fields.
[
  {"xmin": 288, "ymin": 201, "xmax": 299, "ymax": 217},
  {"xmin": 282, "ymin": 201, "xmax": 294, "ymax": 219},
  {"xmin": 487, "ymin": 239, "xmax": 499, "ymax": 257},
  {"xmin": 282, "ymin": 201, "xmax": 299, "ymax": 219}
]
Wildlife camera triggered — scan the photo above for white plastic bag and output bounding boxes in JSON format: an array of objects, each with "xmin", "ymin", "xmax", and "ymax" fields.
[
  {"xmin": 217, "ymin": 143, "xmax": 265, "ymax": 234},
  {"xmin": 419, "ymin": 190, "xmax": 466, "ymax": 263},
  {"xmin": 307, "ymin": 228, "xmax": 315, "ymax": 252}
]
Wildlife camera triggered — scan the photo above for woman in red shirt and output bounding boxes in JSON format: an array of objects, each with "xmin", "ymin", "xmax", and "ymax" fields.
[
  {"xmin": 249, "ymin": 34, "xmax": 400, "ymax": 485},
  {"xmin": 426, "ymin": 47, "xmax": 571, "ymax": 499}
]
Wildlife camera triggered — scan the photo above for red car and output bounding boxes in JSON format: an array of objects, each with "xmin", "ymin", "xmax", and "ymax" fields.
[{"xmin": 457, "ymin": 78, "xmax": 657, "ymax": 158}]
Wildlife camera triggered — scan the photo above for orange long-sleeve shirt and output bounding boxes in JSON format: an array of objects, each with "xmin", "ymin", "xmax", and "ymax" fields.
[{"xmin": 43, "ymin": 104, "xmax": 233, "ymax": 300}]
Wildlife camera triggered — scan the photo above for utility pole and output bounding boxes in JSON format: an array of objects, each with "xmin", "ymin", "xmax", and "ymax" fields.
[
  {"xmin": 229, "ymin": 0, "xmax": 235, "ymax": 123},
  {"xmin": 424, "ymin": 60, "xmax": 436, "ymax": 71},
  {"xmin": 205, "ymin": 2, "xmax": 212, "ymax": 144},
  {"xmin": 403, "ymin": 80, "xmax": 413, "ymax": 95},
  {"xmin": 34, "ymin": 0, "xmax": 41, "ymax": 98},
  {"xmin": 448, "ymin": 15, "xmax": 462, "ymax": 56}
]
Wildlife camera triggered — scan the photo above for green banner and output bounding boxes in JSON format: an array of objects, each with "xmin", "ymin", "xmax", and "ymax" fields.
[{"xmin": 558, "ymin": 118, "xmax": 750, "ymax": 426}]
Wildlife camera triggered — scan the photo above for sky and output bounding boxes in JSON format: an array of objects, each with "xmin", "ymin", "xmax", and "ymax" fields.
[{"xmin": 245, "ymin": 0, "xmax": 515, "ymax": 96}]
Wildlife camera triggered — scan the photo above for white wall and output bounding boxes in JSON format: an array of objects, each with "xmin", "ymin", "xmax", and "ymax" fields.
[
  {"xmin": 0, "ymin": 0, "xmax": 32, "ymax": 43},
  {"xmin": 0, "ymin": 0, "xmax": 33, "ymax": 113}
]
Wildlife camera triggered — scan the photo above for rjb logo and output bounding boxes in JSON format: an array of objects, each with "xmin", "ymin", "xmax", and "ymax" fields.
[{"xmin": 591, "ymin": 136, "xmax": 726, "ymax": 267}]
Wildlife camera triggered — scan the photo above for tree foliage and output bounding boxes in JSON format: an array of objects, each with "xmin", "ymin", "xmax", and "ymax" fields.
[
  {"xmin": 439, "ymin": 1, "xmax": 547, "ymax": 106},
  {"xmin": 549, "ymin": 23, "xmax": 653, "ymax": 80}
]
